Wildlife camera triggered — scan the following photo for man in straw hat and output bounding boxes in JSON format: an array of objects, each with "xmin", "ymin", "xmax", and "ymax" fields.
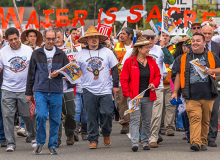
[
  {"xmin": 21, "ymin": 28, "xmax": 43, "ymax": 50},
  {"xmin": 76, "ymin": 26, "xmax": 119, "ymax": 149}
]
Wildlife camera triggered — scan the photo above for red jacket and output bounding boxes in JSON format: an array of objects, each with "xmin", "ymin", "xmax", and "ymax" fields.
[{"xmin": 120, "ymin": 55, "xmax": 161, "ymax": 101}]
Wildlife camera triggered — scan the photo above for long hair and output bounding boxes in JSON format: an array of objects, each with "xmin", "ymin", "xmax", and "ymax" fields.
[
  {"xmin": 173, "ymin": 42, "xmax": 184, "ymax": 59},
  {"xmin": 130, "ymin": 46, "xmax": 142, "ymax": 57}
]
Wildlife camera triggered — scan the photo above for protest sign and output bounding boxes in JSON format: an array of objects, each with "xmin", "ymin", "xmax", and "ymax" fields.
[{"xmin": 97, "ymin": 23, "xmax": 113, "ymax": 38}]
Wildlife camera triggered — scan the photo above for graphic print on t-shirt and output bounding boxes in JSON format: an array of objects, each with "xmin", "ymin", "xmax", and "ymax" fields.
[
  {"xmin": 47, "ymin": 57, "xmax": 53, "ymax": 74},
  {"xmin": 86, "ymin": 56, "xmax": 104, "ymax": 79},
  {"xmin": 190, "ymin": 57, "xmax": 208, "ymax": 84},
  {"xmin": 8, "ymin": 56, "xmax": 27, "ymax": 73}
]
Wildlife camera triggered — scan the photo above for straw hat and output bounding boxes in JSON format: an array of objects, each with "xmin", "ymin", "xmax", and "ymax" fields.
[
  {"xmin": 21, "ymin": 29, "xmax": 43, "ymax": 46},
  {"xmin": 133, "ymin": 32, "xmax": 152, "ymax": 47},
  {"xmin": 77, "ymin": 26, "xmax": 108, "ymax": 44}
]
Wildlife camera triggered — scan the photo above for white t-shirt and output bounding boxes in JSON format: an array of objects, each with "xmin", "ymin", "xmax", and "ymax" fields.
[
  {"xmin": 0, "ymin": 44, "xmax": 33, "ymax": 92},
  {"xmin": 124, "ymin": 43, "xmax": 132, "ymax": 52},
  {"xmin": 76, "ymin": 47, "xmax": 118, "ymax": 95},
  {"xmin": 149, "ymin": 45, "xmax": 166, "ymax": 89},
  {"xmin": 44, "ymin": 46, "xmax": 56, "ymax": 74}
]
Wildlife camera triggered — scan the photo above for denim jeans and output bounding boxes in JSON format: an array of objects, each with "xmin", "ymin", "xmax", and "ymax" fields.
[
  {"xmin": 182, "ymin": 111, "xmax": 190, "ymax": 139},
  {"xmin": 35, "ymin": 92, "xmax": 62, "ymax": 149},
  {"xmin": 83, "ymin": 89, "xmax": 113, "ymax": 144},
  {"xmin": 0, "ymin": 92, "xmax": 6, "ymax": 142},
  {"xmin": 129, "ymin": 97, "xmax": 153, "ymax": 147},
  {"xmin": 20, "ymin": 117, "xmax": 25, "ymax": 128},
  {"xmin": 176, "ymin": 107, "xmax": 183, "ymax": 128},
  {"xmin": 74, "ymin": 93, "xmax": 87, "ymax": 123}
]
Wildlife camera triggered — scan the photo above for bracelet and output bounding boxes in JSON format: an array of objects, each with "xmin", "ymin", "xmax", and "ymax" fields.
[{"xmin": 214, "ymin": 24, "xmax": 218, "ymax": 28}]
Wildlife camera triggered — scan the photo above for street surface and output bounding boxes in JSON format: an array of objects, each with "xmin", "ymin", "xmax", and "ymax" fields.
[{"xmin": 0, "ymin": 120, "xmax": 220, "ymax": 160}]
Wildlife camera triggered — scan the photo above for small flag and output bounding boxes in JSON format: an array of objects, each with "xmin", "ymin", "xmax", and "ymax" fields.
[
  {"xmin": 97, "ymin": 23, "xmax": 113, "ymax": 38},
  {"xmin": 57, "ymin": 62, "xmax": 82, "ymax": 84},
  {"xmin": 161, "ymin": 10, "xmax": 177, "ymax": 35},
  {"xmin": 29, "ymin": 99, "xmax": 36, "ymax": 119},
  {"xmin": 124, "ymin": 88, "xmax": 149, "ymax": 115}
]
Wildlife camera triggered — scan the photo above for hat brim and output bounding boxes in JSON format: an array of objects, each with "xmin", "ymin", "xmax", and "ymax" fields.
[
  {"xmin": 176, "ymin": 36, "xmax": 190, "ymax": 45},
  {"xmin": 191, "ymin": 22, "xmax": 201, "ymax": 28},
  {"xmin": 78, "ymin": 33, "xmax": 108, "ymax": 44},
  {"xmin": 133, "ymin": 41, "xmax": 152, "ymax": 47},
  {"xmin": 21, "ymin": 29, "xmax": 43, "ymax": 47}
]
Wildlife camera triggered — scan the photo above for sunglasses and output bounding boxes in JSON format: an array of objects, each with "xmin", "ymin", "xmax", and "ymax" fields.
[
  {"xmin": 145, "ymin": 36, "xmax": 155, "ymax": 40},
  {"xmin": 192, "ymin": 26, "xmax": 201, "ymax": 30}
]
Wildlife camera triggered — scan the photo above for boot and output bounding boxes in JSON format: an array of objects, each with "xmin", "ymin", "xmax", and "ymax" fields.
[
  {"xmin": 121, "ymin": 123, "xmax": 129, "ymax": 134},
  {"xmin": 81, "ymin": 123, "xmax": 88, "ymax": 141},
  {"xmin": 74, "ymin": 122, "xmax": 80, "ymax": 141}
]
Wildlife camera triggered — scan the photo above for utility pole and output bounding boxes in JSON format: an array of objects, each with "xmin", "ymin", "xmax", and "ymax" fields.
[
  {"xmin": 94, "ymin": 1, "xmax": 97, "ymax": 26},
  {"xmin": 142, "ymin": 0, "xmax": 146, "ymax": 29},
  {"xmin": 32, "ymin": 0, "xmax": 34, "ymax": 7}
]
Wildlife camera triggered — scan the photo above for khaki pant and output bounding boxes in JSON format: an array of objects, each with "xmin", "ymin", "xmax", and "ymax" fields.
[
  {"xmin": 149, "ymin": 88, "xmax": 164, "ymax": 143},
  {"xmin": 185, "ymin": 99, "xmax": 214, "ymax": 147},
  {"xmin": 116, "ymin": 86, "xmax": 130, "ymax": 125},
  {"xmin": 161, "ymin": 88, "xmax": 176, "ymax": 131}
]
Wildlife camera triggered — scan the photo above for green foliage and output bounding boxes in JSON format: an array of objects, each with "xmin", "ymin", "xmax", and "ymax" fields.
[
  {"xmin": 0, "ymin": 0, "xmax": 32, "ymax": 7},
  {"xmin": 193, "ymin": 0, "xmax": 220, "ymax": 23}
]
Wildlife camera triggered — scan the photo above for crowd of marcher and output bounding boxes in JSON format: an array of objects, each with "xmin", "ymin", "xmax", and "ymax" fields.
[{"xmin": 0, "ymin": 17, "xmax": 220, "ymax": 154}]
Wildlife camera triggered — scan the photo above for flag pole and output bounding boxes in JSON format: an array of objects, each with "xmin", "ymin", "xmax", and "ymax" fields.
[
  {"xmin": 13, "ymin": 0, "xmax": 23, "ymax": 32},
  {"xmin": 94, "ymin": 1, "xmax": 97, "ymax": 26},
  {"xmin": 161, "ymin": 9, "xmax": 164, "ymax": 40},
  {"xmin": 114, "ymin": 22, "xmax": 116, "ymax": 39}
]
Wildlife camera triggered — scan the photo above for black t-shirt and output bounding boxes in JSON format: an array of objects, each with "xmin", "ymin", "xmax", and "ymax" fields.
[
  {"xmin": 188, "ymin": 53, "xmax": 213, "ymax": 100},
  {"xmin": 138, "ymin": 62, "xmax": 150, "ymax": 97}
]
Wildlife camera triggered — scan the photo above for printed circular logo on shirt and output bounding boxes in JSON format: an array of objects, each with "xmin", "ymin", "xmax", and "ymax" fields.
[
  {"xmin": 8, "ymin": 56, "xmax": 27, "ymax": 73},
  {"xmin": 86, "ymin": 57, "xmax": 104, "ymax": 79}
]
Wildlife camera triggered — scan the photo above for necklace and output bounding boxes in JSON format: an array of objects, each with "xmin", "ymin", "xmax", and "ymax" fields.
[
  {"xmin": 137, "ymin": 58, "xmax": 146, "ymax": 66},
  {"xmin": 89, "ymin": 50, "xmax": 100, "ymax": 79}
]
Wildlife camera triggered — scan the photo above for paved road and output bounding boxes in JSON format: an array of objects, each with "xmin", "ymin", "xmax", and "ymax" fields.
[{"xmin": 0, "ymin": 120, "xmax": 220, "ymax": 160}]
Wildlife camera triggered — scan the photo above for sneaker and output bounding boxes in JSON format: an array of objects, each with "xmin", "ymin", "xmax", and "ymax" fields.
[
  {"xmin": 6, "ymin": 146, "xmax": 14, "ymax": 152},
  {"xmin": 1, "ymin": 141, "xmax": 7, "ymax": 147},
  {"xmin": 33, "ymin": 145, "xmax": 43, "ymax": 154},
  {"xmin": 31, "ymin": 139, "xmax": 37, "ymax": 148},
  {"xmin": 17, "ymin": 127, "xmax": 26, "ymax": 137},
  {"xmin": 103, "ymin": 137, "xmax": 111, "ymax": 146},
  {"xmin": 143, "ymin": 145, "xmax": 150, "ymax": 150},
  {"xmin": 157, "ymin": 136, "xmax": 163, "ymax": 144},
  {"xmin": 66, "ymin": 136, "xmax": 74, "ymax": 145},
  {"xmin": 167, "ymin": 129, "xmax": 175, "ymax": 136},
  {"xmin": 49, "ymin": 148, "xmax": 58, "ymax": 155},
  {"xmin": 89, "ymin": 142, "xmax": 97, "ymax": 149},
  {"xmin": 208, "ymin": 141, "xmax": 217, "ymax": 147},
  {"xmin": 200, "ymin": 145, "xmax": 207, "ymax": 151}
]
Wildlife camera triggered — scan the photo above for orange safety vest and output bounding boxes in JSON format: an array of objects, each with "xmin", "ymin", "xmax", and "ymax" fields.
[
  {"xmin": 180, "ymin": 51, "xmax": 215, "ymax": 89},
  {"xmin": 114, "ymin": 42, "xmax": 133, "ymax": 77},
  {"xmin": 163, "ymin": 45, "xmax": 176, "ymax": 84}
]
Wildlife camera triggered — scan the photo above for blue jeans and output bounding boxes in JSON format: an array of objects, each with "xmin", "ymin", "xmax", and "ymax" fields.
[
  {"xmin": 74, "ymin": 93, "xmax": 87, "ymax": 123},
  {"xmin": 182, "ymin": 111, "xmax": 190, "ymax": 139},
  {"xmin": 83, "ymin": 89, "xmax": 113, "ymax": 144},
  {"xmin": 20, "ymin": 117, "xmax": 25, "ymax": 128},
  {"xmin": 0, "ymin": 92, "xmax": 6, "ymax": 142},
  {"xmin": 35, "ymin": 92, "xmax": 62, "ymax": 149},
  {"xmin": 176, "ymin": 108, "xmax": 183, "ymax": 128}
]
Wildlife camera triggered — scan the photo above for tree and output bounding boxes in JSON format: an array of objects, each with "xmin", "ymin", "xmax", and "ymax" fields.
[{"xmin": 193, "ymin": 0, "xmax": 220, "ymax": 23}]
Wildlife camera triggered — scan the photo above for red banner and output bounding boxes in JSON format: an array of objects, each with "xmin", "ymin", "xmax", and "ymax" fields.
[{"xmin": 97, "ymin": 23, "xmax": 113, "ymax": 38}]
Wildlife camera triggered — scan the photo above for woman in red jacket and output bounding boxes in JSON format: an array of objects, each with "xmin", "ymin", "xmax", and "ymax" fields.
[{"xmin": 120, "ymin": 32, "xmax": 161, "ymax": 152}]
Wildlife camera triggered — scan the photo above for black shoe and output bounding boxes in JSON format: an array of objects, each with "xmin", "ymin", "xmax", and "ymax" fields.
[
  {"xmin": 208, "ymin": 141, "xmax": 217, "ymax": 147},
  {"xmin": 190, "ymin": 144, "xmax": 200, "ymax": 151},
  {"xmin": 1, "ymin": 141, "xmax": 7, "ymax": 147},
  {"xmin": 26, "ymin": 137, "xmax": 32, "ymax": 143},
  {"xmin": 49, "ymin": 148, "xmax": 58, "ymax": 155},
  {"xmin": 143, "ymin": 146, "xmax": 150, "ymax": 150},
  {"xmin": 200, "ymin": 145, "xmax": 207, "ymax": 151},
  {"xmin": 157, "ymin": 136, "xmax": 163, "ymax": 144},
  {"xmin": 132, "ymin": 146, "xmax": 138, "ymax": 152}
]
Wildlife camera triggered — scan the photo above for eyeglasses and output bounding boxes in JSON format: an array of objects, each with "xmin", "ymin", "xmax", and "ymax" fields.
[
  {"xmin": 192, "ymin": 26, "xmax": 201, "ymax": 30},
  {"xmin": 45, "ymin": 38, "xmax": 56, "ymax": 41}
]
